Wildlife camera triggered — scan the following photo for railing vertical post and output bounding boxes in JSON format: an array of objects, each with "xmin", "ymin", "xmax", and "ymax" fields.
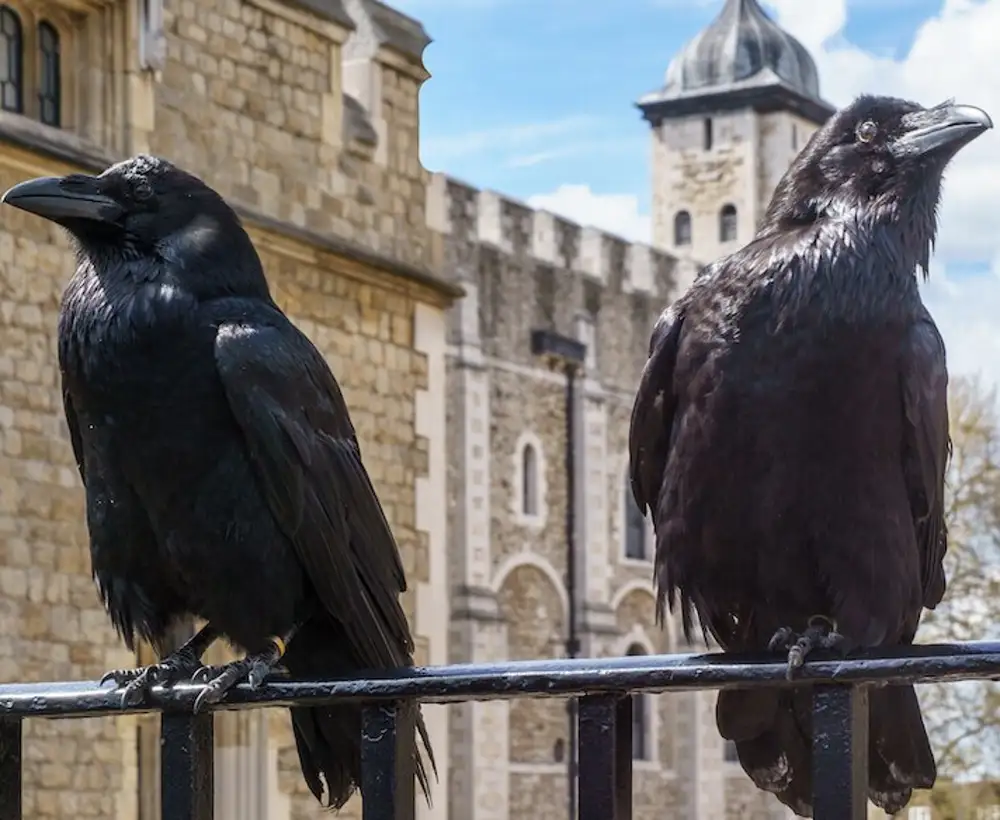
[
  {"xmin": 577, "ymin": 694, "xmax": 633, "ymax": 820},
  {"xmin": 0, "ymin": 718, "xmax": 21, "ymax": 820},
  {"xmin": 362, "ymin": 701, "xmax": 417, "ymax": 820},
  {"xmin": 160, "ymin": 712, "xmax": 214, "ymax": 820},
  {"xmin": 811, "ymin": 684, "xmax": 869, "ymax": 820}
]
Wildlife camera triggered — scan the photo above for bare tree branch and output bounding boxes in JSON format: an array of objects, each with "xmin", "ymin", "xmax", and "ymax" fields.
[{"xmin": 918, "ymin": 374, "xmax": 1000, "ymax": 783}]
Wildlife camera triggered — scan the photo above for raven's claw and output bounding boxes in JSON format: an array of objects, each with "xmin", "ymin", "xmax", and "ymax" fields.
[
  {"xmin": 100, "ymin": 650, "xmax": 204, "ymax": 708},
  {"xmin": 768, "ymin": 615, "xmax": 847, "ymax": 680},
  {"xmin": 192, "ymin": 637, "xmax": 287, "ymax": 713}
]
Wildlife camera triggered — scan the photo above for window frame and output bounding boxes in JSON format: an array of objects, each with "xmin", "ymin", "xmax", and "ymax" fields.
[
  {"xmin": 719, "ymin": 203, "xmax": 738, "ymax": 243},
  {"xmin": 0, "ymin": 4, "xmax": 24, "ymax": 115},
  {"xmin": 512, "ymin": 432, "xmax": 548, "ymax": 528},
  {"xmin": 37, "ymin": 18, "xmax": 59, "ymax": 127},
  {"xmin": 673, "ymin": 209, "xmax": 691, "ymax": 247},
  {"xmin": 622, "ymin": 471, "xmax": 650, "ymax": 563},
  {"xmin": 0, "ymin": 3, "xmax": 70, "ymax": 129}
]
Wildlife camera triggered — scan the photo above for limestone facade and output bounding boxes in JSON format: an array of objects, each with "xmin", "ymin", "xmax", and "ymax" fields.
[
  {"xmin": 649, "ymin": 107, "xmax": 824, "ymax": 276},
  {"xmin": 0, "ymin": 0, "xmax": 454, "ymax": 818}
]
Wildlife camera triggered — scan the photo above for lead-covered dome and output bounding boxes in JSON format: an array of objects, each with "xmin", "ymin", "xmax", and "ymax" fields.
[{"xmin": 663, "ymin": 0, "xmax": 821, "ymax": 100}]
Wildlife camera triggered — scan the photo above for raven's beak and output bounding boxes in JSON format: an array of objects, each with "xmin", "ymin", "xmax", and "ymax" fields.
[
  {"xmin": 892, "ymin": 103, "xmax": 993, "ymax": 159},
  {"xmin": 1, "ymin": 174, "xmax": 124, "ymax": 224}
]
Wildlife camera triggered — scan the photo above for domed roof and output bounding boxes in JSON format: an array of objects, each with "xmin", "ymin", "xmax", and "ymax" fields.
[{"xmin": 663, "ymin": 0, "xmax": 821, "ymax": 101}]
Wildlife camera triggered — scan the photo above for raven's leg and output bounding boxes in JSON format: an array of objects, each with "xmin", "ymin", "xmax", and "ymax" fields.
[
  {"xmin": 191, "ymin": 622, "xmax": 302, "ymax": 714},
  {"xmin": 767, "ymin": 615, "xmax": 848, "ymax": 679},
  {"xmin": 101, "ymin": 623, "xmax": 221, "ymax": 707}
]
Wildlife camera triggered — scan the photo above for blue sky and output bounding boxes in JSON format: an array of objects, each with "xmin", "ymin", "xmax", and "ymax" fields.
[
  {"xmin": 401, "ymin": 0, "xmax": 942, "ymax": 210},
  {"xmin": 390, "ymin": 0, "xmax": 1000, "ymax": 391}
]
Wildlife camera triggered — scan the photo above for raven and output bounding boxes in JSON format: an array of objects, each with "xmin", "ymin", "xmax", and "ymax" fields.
[
  {"xmin": 629, "ymin": 96, "xmax": 991, "ymax": 816},
  {"xmin": 1, "ymin": 155, "xmax": 434, "ymax": 808}
]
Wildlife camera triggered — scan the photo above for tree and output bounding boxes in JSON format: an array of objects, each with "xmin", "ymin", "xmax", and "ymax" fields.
[{"xmin": 918, "ymin": 374, "xmax": 1000, "ymax": 781}]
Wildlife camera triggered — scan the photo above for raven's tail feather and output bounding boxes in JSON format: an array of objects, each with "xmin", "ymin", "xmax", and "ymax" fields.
[
  {"xmin": 718, "ymin": 688, "xmax": 814, "ymax": 817},
  {"xmin": 716, "ymin": 683, "xmax": 935, "ymax": 818},
  {"xmin": 281, "ymin": 621, "xmax": 435, "ymax": 810},
  {"xmin": 867, "ymin": 683, "xmax": 935, "ymax": 814}
]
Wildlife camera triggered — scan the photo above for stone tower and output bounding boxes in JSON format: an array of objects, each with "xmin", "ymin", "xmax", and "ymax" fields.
[{"xmin": 637, "ymin": 0, "xmax": 835, "ymax": 281}]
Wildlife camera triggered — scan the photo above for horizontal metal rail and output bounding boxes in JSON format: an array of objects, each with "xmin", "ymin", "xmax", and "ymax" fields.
[{"xmin": 0, "ymin": 642, "xmax": 997, "ymax": 820}]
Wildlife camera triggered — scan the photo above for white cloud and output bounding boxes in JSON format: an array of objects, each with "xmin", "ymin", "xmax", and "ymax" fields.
[
  {"xmin": 526, "ymin": 185, "xmax": 651, "ymax": 243},
  {"xmin": 526, "ymin": 0, "xmax": 1000, "ymax": 386}
]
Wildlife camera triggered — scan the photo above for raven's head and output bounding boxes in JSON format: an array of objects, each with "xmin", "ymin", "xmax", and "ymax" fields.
[
  {"xmin": 764, "ymin": 95, "xmax": 992, "ymax": 237},
  {"xmin": 2, "ymin": 154, "xmax": 264, "ymax": 292}
]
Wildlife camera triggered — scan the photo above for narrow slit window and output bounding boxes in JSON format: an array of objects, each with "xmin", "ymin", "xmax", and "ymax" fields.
[
  {"xmin": 38, "ymin": 21, "xmax": 60, "ymax": 127},
  {"xmin": 0, "ymin": 5, "xmax": 23, "ymax": 114},
  {"xmin": 719, "ymin": 204, "xmax": 738, "ymax": 243},
  {"xmin": 703, "ymin": 117, "xmax": 713, "ymax": 150},
  {"xmin": 673, "ymin": 210, "xmax": 691, "ymax": 246},
  {"xmin": 624, "ymin": 478, "xmax": 647, "ymax": 560},
  {"xmin": 521, "ymin": 444, "xmax": 538, "ymax": 516}
]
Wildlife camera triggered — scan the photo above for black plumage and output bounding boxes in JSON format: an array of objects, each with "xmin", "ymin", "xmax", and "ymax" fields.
[
  {"xmin": 1, "ymin": 155, "xmax": 434, "ymax": 809},
  {"xmin": 628, "ymin": 96, "xmax": 991, "ymax": 816}
]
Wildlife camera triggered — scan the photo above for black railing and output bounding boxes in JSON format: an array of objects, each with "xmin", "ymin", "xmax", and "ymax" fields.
[{"xmin": 2, "ymin": 642, "xmax": 1000, "ymax": 820}]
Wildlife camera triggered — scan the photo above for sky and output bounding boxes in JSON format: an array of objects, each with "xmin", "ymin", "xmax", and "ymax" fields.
[{"xmin": 391, "ymin": 0, "xmax": 1000, "ymax": 393}]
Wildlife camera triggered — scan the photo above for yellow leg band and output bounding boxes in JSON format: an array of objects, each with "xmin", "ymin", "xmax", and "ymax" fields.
[{"xmin": 270, "ymin": 636, "xmax": 287, "ymax": 658}]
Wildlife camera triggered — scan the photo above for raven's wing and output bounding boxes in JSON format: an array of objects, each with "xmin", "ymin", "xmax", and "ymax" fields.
[
  {"xmin": 629, "ymin": 304, "xmax": 685, "ymax": 516},
  {"xmin": 62, "ymin": 388, "xmax": 86, "ymax": 485},
  {"xmin": 901, "ymin": 313, "xmax": 950, "ymax": 610},
  {"xmin": 213, "ymin": 307, "xmax": 414, "ymax": 667}
]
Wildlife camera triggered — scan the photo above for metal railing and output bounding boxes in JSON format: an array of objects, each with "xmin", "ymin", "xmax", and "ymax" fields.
[{"xmin": 2, "ymin": 642, "xmax": 1000, "ymax": 820}]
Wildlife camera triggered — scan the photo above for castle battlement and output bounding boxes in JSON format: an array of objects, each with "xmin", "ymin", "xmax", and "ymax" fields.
[{"xmin": 427, "ymin": 172, "xmax": 676, "ymax": 297}]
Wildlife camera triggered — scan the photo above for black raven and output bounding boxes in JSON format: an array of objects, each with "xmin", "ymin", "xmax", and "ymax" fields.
[
  {"xmin": 629, "ymin": 96, "xmax": 991, "ymax": 816},
  {"xmin": 1, "ymin": 154, "xmax": 434, "ymax": 808}
]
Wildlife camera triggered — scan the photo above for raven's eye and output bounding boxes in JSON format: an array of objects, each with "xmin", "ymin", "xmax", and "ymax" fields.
[
  {"xmin": 133, "ymin": 179, "xmax": 153, "ymax": 201},
  {"xmin": 856, "ymin": 120, "xmax": 878, "ymax": 143}
]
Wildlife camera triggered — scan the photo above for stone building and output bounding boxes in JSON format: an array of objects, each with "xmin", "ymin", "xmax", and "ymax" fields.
[
  {"xmin": 0, "ymin": 0, "xmax": 456, "ymax": 818},
  {"xmin": 434, "ymin": 1, "xmax": 837, "ymax": 819}
]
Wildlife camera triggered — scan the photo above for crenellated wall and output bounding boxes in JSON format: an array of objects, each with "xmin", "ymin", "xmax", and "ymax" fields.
[{"xmin": 427, "ymin": 173, "xmax": 690, "ymax": 380}]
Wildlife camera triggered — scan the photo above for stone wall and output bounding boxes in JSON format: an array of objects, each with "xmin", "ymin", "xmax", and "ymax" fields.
[
  {"xmin": 649, "ymin": 107, "xmax": 828, "ymax": 281},
  {"xmin": 147, "ymin": 0, "xmax": 432, "ymax": 271},
  {"xmin": 650, "ymin": 108, "xmax": 758, "ymax": 267}
]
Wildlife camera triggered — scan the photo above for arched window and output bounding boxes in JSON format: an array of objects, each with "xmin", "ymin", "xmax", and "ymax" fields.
[
  {"xmin": 624, "ymin": 477, "xmax": 647, "ymax": 561},
  {"xmin": 37, "ymin": 21, "xmax": 60, "ymax": 127},
  {"xmin": 627, "ymin": 644, "xmax": 650, "ymax": 760},
  {"xmin": 673, "ymin": 210, "xmax": 691, "ymax": 247},
  {"xmin": 521, "ymin": 443, "xmax": 538, "ymax": 517},
  {"xmin": 0, "ymin": 5, "xmax": 23, "ymax": 114},
  {"xmin": 719, "ymin": 204, "xmax": 737, "ymax": 243}
]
